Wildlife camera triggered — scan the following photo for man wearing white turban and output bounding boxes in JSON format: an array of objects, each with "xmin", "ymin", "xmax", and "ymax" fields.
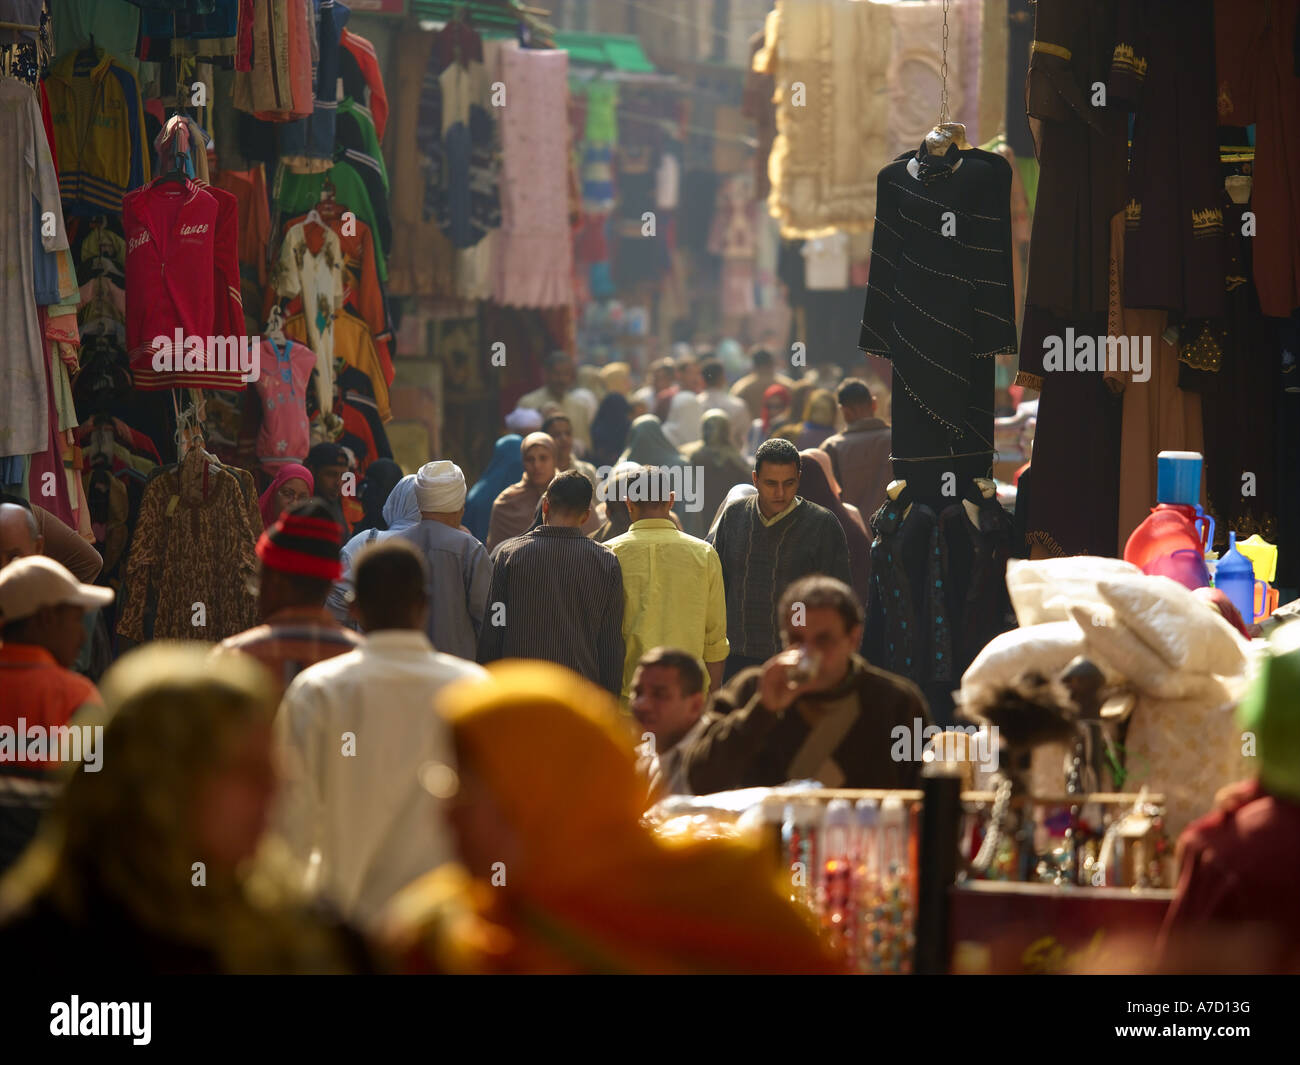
[
  {"xmin": 504, "ymin": 407, "xmax": 544, "ymax": 435},
  {"xmin": 390, "ymin": 460, "xmax": 492, "ymax": 661}
]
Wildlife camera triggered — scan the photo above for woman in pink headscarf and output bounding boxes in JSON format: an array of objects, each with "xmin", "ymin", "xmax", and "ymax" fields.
[{"xmin": 259, "ymin": 464, "xmax": 314, "ymax": 529}]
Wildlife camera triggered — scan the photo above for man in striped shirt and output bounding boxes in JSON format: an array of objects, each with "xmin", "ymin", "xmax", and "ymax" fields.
[
  {"xmin": 477, "ymin": 470, "xmax": 625, "ymax": 695},
  {"xmin": 217, "ymin": 500, "xmax": 362, "ymax": 703}
]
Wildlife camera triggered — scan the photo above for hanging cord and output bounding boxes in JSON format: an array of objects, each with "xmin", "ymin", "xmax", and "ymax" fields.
[
  {"xmin": 172, "ymin": 390, "xmax": 208, "ymax": 461},
  {"xmin": 938, "ymin": 0, "xmax": 951, "ymax": 125}
]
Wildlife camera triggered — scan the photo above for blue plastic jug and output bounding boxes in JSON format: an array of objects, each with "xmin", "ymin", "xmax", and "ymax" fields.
[{"xmin": 1215, "ymin": 531, "xmax": 1266, "ymax": 624}]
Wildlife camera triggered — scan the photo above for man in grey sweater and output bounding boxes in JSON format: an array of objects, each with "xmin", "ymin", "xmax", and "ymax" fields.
[{"xmin": 709, "ymin": 438, "xmax": 851, "ymax": 681}]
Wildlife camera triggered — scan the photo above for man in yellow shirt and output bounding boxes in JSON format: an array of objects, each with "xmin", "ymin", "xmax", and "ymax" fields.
[{"xmin": 606, "ymin": 467, "xmax": 729, "ymax": 701}]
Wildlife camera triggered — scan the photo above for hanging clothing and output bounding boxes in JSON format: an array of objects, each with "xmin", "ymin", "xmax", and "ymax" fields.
[
  {"xmin": 1181, "ymin": 190, "xmax": 1281, "ymax": 547},
  {"xmin": 213, "ymin": 165, "xmax": 271, "ymax": 289},
  {"xmin": 1110, "ymin": 0, "xmax": 1226, "ymax": 319},
  {"xmin": 1216, "ymin": 0, "xmax": 1300, "ymax": 318},
  {"xmin": 280, "ymin": 208, "xmax": 393, "ymax": 378},
  {"xmin": 492, "ymin": 44, "xmax": 573, "ymax": 309},
  {"xmin": 253, "ymin": 336, "xmax": 316, "ymax": 472},
  {"xmin": 0, "ymin": 78, "xmax": 71, "ymax": 457},
  {"xmin": 272, "ymin": 221, "xmax": 346, "ymax": 412},
  {"xmin": 53, "ymin": 0, "xmax": 145, "ymax": 76},
  {"xmin": 611, "ymin": 146, "xmax": 670, "ymax": 289},
  {"xmin": 283, "ymin": 308, "xmax": 390, "ymax": 423},
  {"xmin": 384, "ymin": 26, "xmax": 451, "ymax": 298},
  {"xmin": 153, "ymin": 115, "xmax": 210, "ymax": 185},
  {"xmin": 1017, "ymin": 0, "xmax": 1127, "ymax": 334},
  {"xmin": 333, "ymin": 96, "xmax": 392, "ymax": 250},
  {"xmin": 742, "ymin": 16, "xmax": 777, "ymax": 202},
  {"xmin": 116, "ymin": 447, "xmax": 259, "ymax": 643},
  {"xmin": 233, "ymin": 0, "xmax": 314, "ymax": 120},
  {"xmin": 757, "ymin": 0, "xmax": 890, "ymax": 238},
  {"xmin": 865, "ymin": 481, "xmax": 1015, "ymax": 724},
  {"xmin": 281, "ymin": 0, "xmax": 350, "ymax": 170},
  {"xmin": 1020, "ymin": 307, "xmax": 1125, "ymax": 558},
  {"xmin": 1110, "ymin": 210, "xmax": 1204, "ymax": 548},
  {"xmin": 417, "ymin": 18, "xmax": 501, "ymax": 250},
  {"xmin": 340, "ymin": 28, "xmax": 389, "ymax": 142},
  {"xmin": 276, "ymin": 159, "xmax": 391, "ymax": 280},
  {"xmin": 858, "ymin": 144, "xmax": 1018, "ymax": 472},
  {"xmin": 882, "ymin": 0, "xmax": 972, "ymax": 158},
  {"xmin": 45, "ymin": 48, "xmax": 149, "ymax": 217},
  {"xmin": 124, "ymin": 178, "xmax": 245, "ymax": 392},
  {"xmin": 801, "ymin": 232, "xmax": 850, "ymax": 291},
  {"xmin": 1015, "ymin": 0, "xmax": 1129, "ymax": 558}
]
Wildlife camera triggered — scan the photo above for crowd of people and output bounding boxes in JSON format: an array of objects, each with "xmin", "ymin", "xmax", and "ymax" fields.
[{"xmin": 1, "ymin": 344, "xmax": 1298, "ymax": 973}]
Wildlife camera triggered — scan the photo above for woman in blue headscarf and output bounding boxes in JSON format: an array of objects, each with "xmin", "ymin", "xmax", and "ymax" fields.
[
  {"xmin": 464, "ymin": 435, "xmax": 524, "ymax": 543},
  {"xmin": 328, "ymin": 474, "xmax": 423, "ymax": 624}
]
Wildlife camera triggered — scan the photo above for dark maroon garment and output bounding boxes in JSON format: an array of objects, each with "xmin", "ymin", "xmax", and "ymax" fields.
[
  {"xmin": 798, "ymin": 452, "xmax": 873, "ymax": 608},
  {"xmin": 1020, "ymin": 308, "xmax": 1124, "ymax": 558},
  {"xmin": 1110, "ymin": 0, "xmax": 1226, "ymax": 317},
  {"xmin": 1020, "ymin": 0, "xmax": 1128, "ymax": 323},
  {"xmin": 1158, "ymin": 779, "xmax": 1300, "ymax": 973}
]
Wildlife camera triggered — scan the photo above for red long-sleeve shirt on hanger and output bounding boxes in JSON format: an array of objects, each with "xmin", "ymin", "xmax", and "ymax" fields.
[{"xmin": 125, "ymin": 178, "xmax": 251, "ymax": 391}]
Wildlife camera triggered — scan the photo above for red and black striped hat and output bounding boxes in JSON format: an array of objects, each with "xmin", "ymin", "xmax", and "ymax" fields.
[{"xmin": 256, "ymin": 502, "xmax": 343, "ymax": 581}]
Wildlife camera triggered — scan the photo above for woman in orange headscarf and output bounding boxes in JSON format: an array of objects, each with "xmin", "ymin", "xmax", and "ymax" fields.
[{"xmin": 382, "ymin": 662, "xmax": 844, "ymax": 975}]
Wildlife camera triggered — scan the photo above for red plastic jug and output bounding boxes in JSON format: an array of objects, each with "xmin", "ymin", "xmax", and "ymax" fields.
[{"xmin": 1123, "ymin": 504, "xmax": 1208, "ymax": 585}]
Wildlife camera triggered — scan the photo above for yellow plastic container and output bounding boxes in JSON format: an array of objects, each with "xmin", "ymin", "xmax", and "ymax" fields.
[{"xmin": 1237, "ymin": 534, "xmax": 1278, "ymax": 583}]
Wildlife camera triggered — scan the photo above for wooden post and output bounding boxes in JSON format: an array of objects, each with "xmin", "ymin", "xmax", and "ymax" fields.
[{"xmin": 913, "ymin": 770, "xmax": 963, "ymax": 975}]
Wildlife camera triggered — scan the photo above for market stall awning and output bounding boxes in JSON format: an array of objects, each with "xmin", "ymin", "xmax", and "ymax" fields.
[
  {"xmin": 411, "ymin": 0, "xmax": 553, "ymax": 41},
  {"xmin": 554, "ymin": 32, "xmax": 656, "ymax": 74}
]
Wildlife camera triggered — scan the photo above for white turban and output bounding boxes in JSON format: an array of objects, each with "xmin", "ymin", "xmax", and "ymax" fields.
[
  {"xmin": 414, "ymin": 460, "xmax": 467, "ymax": 513},
  {"xmin": 505, "ymin": 407, "xmax": 544, "ymax": 433}
]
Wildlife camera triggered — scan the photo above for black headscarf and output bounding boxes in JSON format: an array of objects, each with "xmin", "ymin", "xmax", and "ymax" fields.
[
  {"xmin": 589, "ymin": 393, "xmax": 632, "ymax": 469},
  {"xmin": 353, "ymin": 459, "xmax": 405, "ymax": 534}
]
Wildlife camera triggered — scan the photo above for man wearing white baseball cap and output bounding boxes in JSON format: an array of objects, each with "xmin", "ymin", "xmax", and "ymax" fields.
[
  {"xmin": 0, "ymin": 556, "xmax": 113, "ymax": 874},
  {"xmin": 388, "ymin": 460, "xmax": 491, "ymax": 661}
]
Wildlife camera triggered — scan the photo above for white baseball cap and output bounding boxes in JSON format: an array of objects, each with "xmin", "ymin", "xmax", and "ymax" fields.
[{"xmin": 0, "ymin": 555, "xmax": 114, "ymax": 625}]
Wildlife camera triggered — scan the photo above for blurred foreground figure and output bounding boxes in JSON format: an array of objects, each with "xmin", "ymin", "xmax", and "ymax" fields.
[
  {"xmin": 0, "ymin": 645, "xmax": 372, "ymax": 974},
  {"xmin": 1157, "ymin": 621, "xmax": 1300, "ymax": 974},
  {"xmin": 382, "ymin": 662, "xmax": 843, "ymax": 974},
  {"xmin": 276, "ymin": 540, "xmax": 487, "ymax": 930},
  {"xmin": 0, "ymin": 557, "xmax": 111, "ymax": 875}
]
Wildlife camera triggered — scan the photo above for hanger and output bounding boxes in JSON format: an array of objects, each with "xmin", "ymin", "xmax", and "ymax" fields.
[
  {"xmin": 924, "ymin": 0, "xmax": 971, "ymax": 155},
  {"xmin": 156, "ymin": 162, "xmax": 189, "ymax": 185},
  {"xmin": 265, "ymin": 305, "xmax": 286, "ymax": 343}
]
